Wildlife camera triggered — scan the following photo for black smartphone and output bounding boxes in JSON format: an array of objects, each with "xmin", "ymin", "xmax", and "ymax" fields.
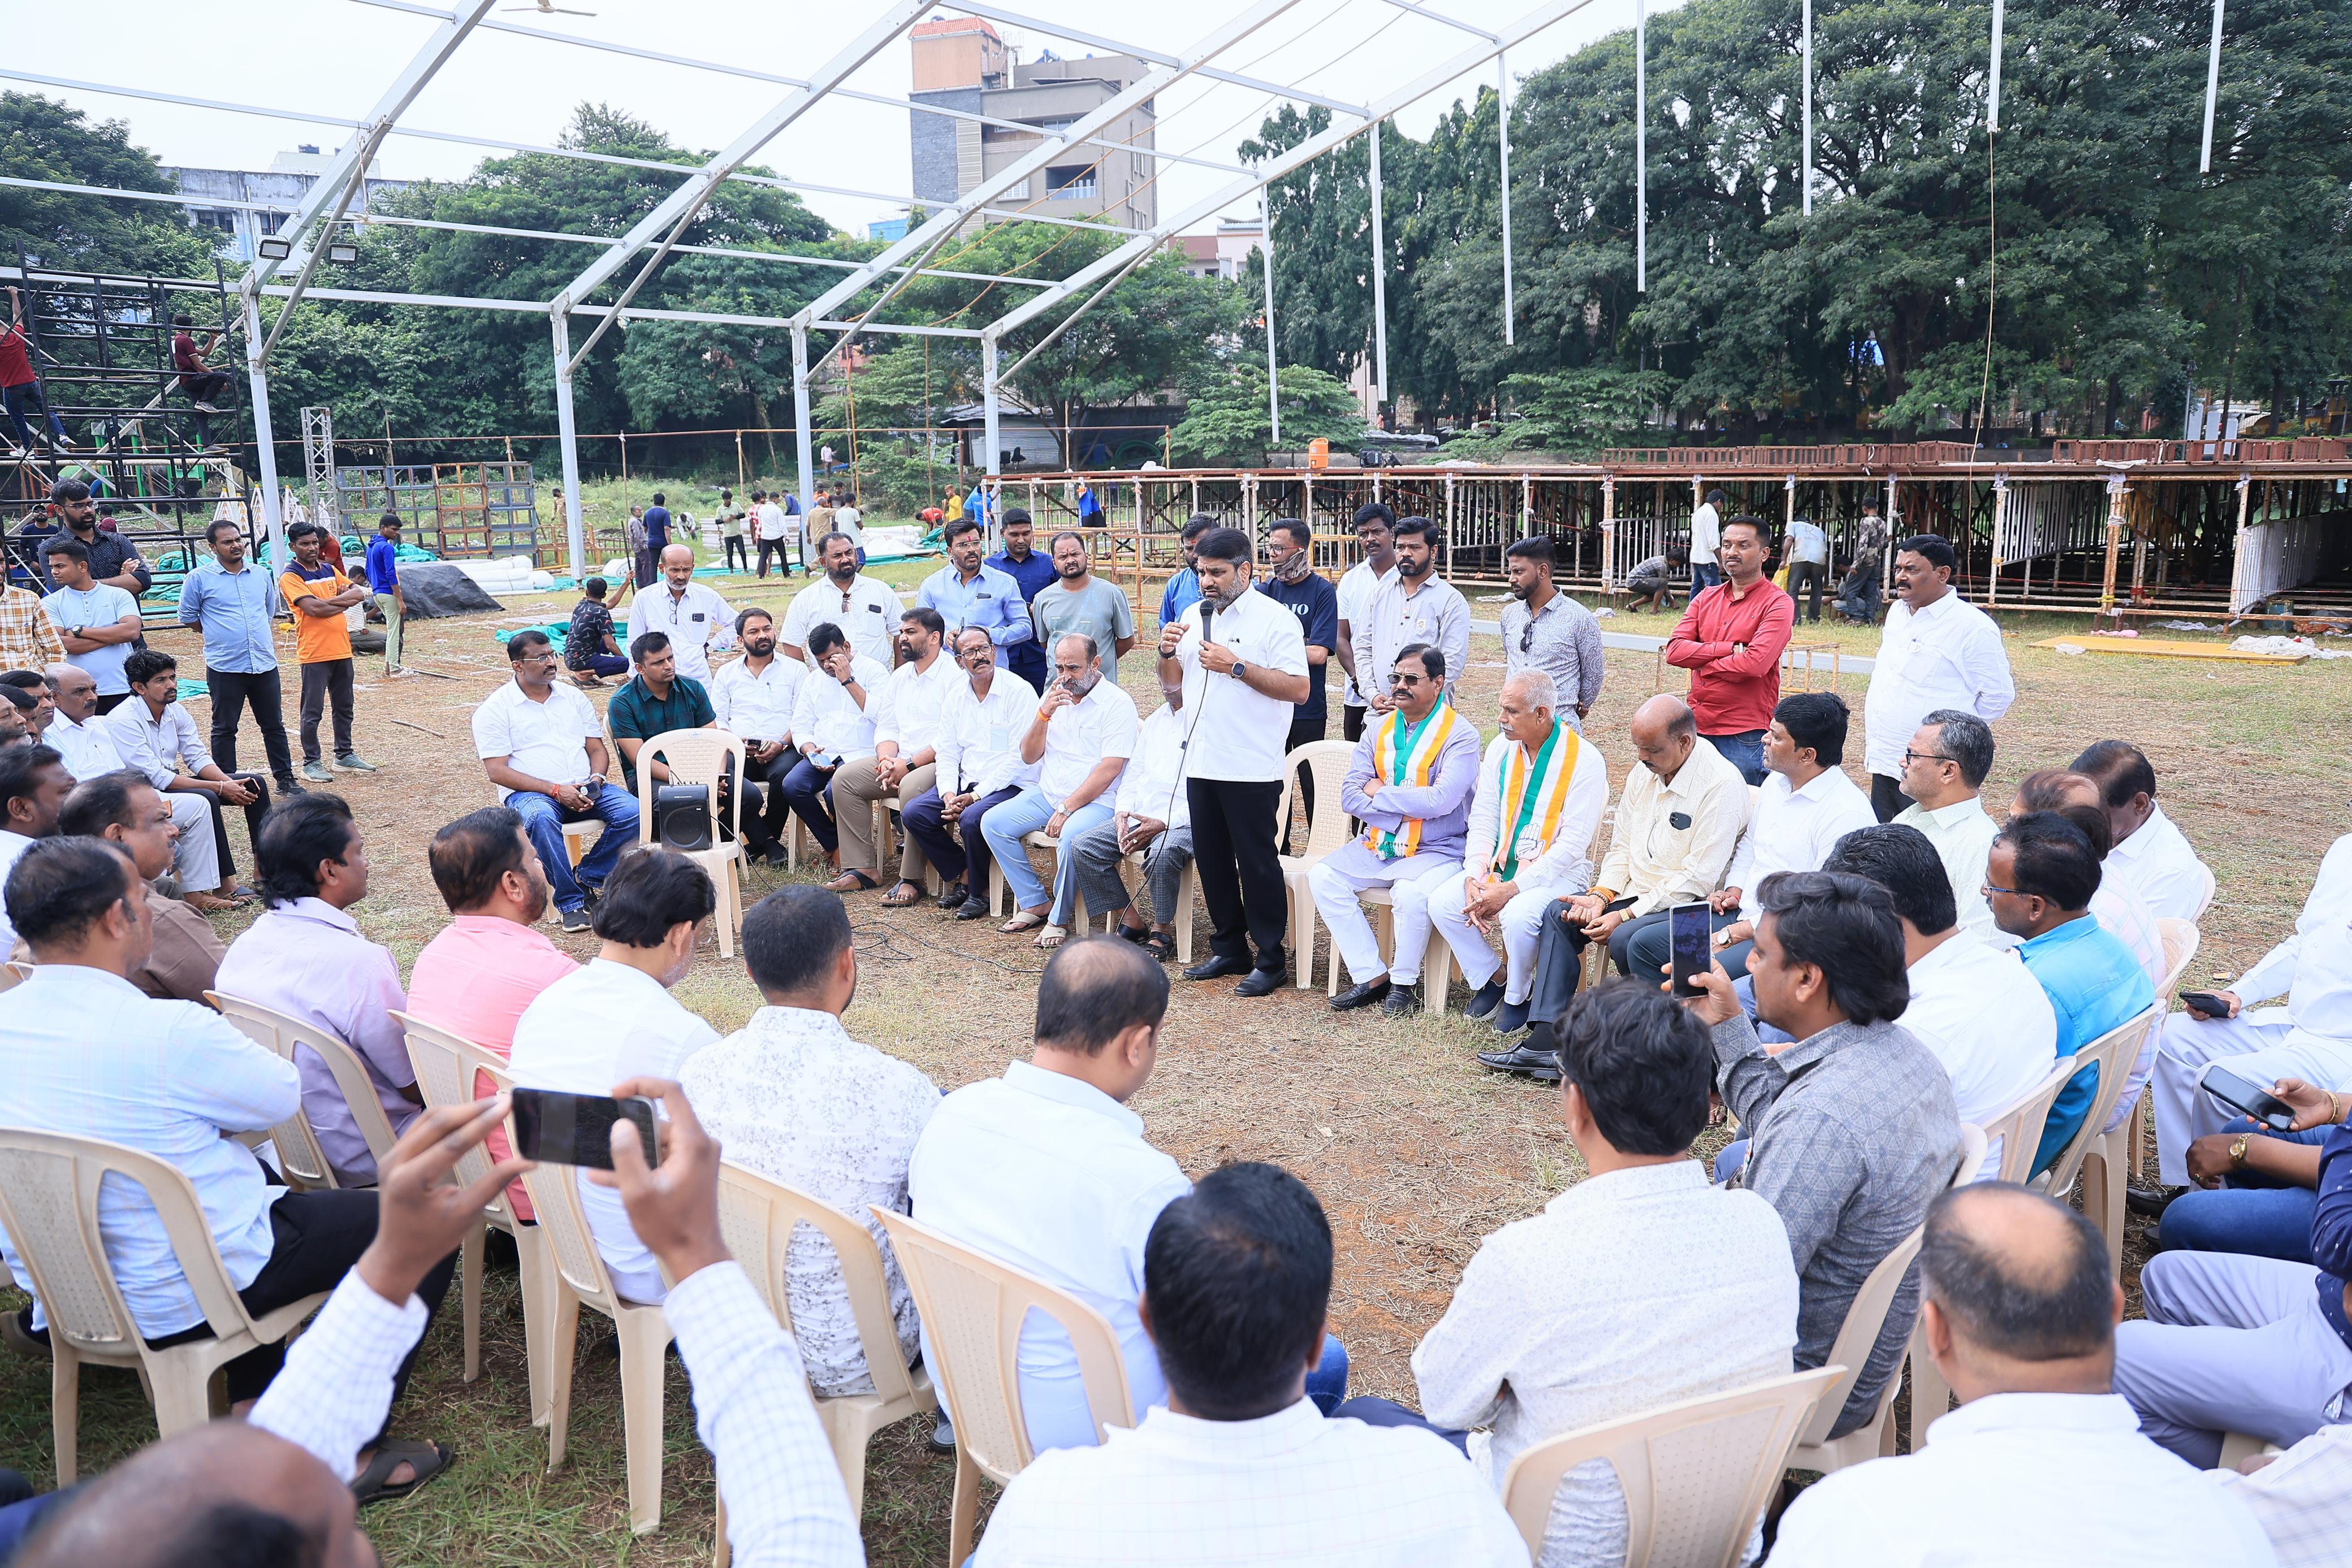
[
  {"xmin": 2199, "ymin": 1067, "xmax": 2297, "ymax": 1132},
  {"xmin": 510, "ymin": 1089, "xmax": 659, "ymax": 1171},
  {"xmin": 2180, "ymin": 990, "xmax": 2233, "ymax": 1017},
  {"xmin": 1668, "ymin": 900, "xmax": 1715, "ymax": 998}
]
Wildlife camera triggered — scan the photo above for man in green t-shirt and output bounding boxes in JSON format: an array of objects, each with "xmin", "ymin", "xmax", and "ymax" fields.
[
  {"xmin": 605, "ymin": 630, "xmax": 716, "ymax": 795},
  {"xmin": 1030, "ymin": 530, "xmax": 1137, "ymax": 679}
]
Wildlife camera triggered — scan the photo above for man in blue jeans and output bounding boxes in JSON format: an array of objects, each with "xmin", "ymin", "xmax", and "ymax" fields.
[{"xmin": 469, "ymin": 629, "xmax": 641, "ymax": 933}]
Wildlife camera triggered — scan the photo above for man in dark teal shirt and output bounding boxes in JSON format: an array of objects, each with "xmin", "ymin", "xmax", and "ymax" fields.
[{"xmin": 606, "ymin": 630, "xmax": 716, "ymax": 795}]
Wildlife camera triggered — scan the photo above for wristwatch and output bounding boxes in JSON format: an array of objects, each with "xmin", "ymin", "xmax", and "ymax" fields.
[
  {"xmin": 1231, "ymin": 659, "xmax": 1250, "ymax": 681},
  {"xmin": 2229, "ymin": 1133, "xmax": 2251, "ymax": 1168}
]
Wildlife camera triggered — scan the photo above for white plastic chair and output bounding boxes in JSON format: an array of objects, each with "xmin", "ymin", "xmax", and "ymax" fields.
[
  {"xmin": 2126, "ymin": 917, "xmax": 2204, "ymax": 1183},
  {"xmin": 390, "ymin": 1011, "xmax": 553, "ymax": 1424},
  {"xmin": 2046, "ymin": 1004, "xmax": 2165, "ymax": 1272},
  {"xmin": 2188, "ymin": 860, "xmax": 2216, "ymax": 922},
  {"xmin": 1277, "ymin": 739, "xmax": 1365, "ymax": 990},
  {"xmin": 1785, "ymin": 1224, "xmax": 1927, "ymax": 1474},
  {"xmin": 208, "ymin": 991, "xmax": 402, "ymax": 1191},
  {"xmin": 483, "ymin": 774, "xmax": 599, "ymax": 869},
  {"xmin": 1501, "ymin": 1366, "xmax": 1845, "ymax": 1567},
  {"xmin": 1900, "ymin": 1122, "xmax": 1989, "ymax": 1445},
  {"xmin": 0, "ymin": 1129, "xmax": 330, "ymax": 1484},
  {"xmin": 513, "ymin": 1113, "xmax": 677, "ymax": 1535},
  {"xmin": 1978, "ymin": 1055, "xmax": 2080, "ymax": 1186},
  {"xmin": 872, "ymin": 1206, "xmax": 1135, "ymax": 1568},
  {"xmin": 632, "ymin": 726, "xmax": 749, "ymax": 959},
  {"xmin": 0, "ymin": 960, "xmax": 27, "ymax": 993}
]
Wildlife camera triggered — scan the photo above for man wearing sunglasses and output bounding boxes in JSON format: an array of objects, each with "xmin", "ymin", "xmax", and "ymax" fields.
[{"xmin": 1499, "ymin": 536, "xmax": 1603, "ymax": 731}]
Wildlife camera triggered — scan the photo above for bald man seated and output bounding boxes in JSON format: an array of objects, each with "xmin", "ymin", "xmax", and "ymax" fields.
[{"xmin": 1771, "ymin": 1183, "xmax": 2279, "ymax": 1567}]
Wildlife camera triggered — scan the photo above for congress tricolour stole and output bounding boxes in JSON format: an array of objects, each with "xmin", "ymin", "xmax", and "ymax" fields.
[
  {"xmin": 1493, "ymin": 721, "xmax": 1582, "ymax": 881},
  {"xmin": 1364, "ymin": 704, "xmax": 1460, "ymax": 859}
]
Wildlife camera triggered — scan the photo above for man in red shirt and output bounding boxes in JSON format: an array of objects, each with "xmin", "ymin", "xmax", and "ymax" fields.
[
  {"xmin": 1, "ymin": 286, "xmax": 69, "ymax": 453},
  {"xmin": 1662, "ymin": 514, "xmax": 1792, "ymax": 784}
]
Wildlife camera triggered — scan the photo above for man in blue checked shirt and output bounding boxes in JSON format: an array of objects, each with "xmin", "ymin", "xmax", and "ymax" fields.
[
  {"xmin": 917, "ymin": 517, "xmax": 1031, "ymax": 668},
  {"xmin": 175, "ymin": 518, "xmax": 301, "ymax": 793}
]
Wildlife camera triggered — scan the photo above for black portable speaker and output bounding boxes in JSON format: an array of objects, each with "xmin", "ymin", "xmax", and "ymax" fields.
[{"xmin": 654, "ymin": 785, "xmax": 712, "ymax": 851}]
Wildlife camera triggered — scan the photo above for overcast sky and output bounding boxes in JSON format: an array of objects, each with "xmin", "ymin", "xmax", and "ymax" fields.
[{"xmin": 16, "ymin": 0, "xmax": 1679, "ymax": 240}]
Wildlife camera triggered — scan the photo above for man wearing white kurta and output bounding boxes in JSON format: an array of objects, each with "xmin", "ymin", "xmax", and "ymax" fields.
[
  {"xmin": 1309, "ymin": 643, "xmax": 1482, "ymax": 1016},
  {"xmin": 2072, "ymin": 740, "xmax": 2214, "ymax": 923},
  {"xmin": 2148, "ymin": 835, "xmax": 2352, "ymax": 1188},
  {"xmin": 1421, "ymin": 669, "xmax": 1608, "ymax": 1035},
  {"xmin": 1861, "ymin": 534, "xmax": 2014, "ymax": 822}
]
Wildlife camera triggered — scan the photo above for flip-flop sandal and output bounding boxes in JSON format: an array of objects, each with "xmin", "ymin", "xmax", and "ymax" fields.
[
  {"xmin": 1000, "ymin": 911, "xmax": 1047, "ymax": 934},
  {"xmin": 1142, "ymin": 932, "xmax": 1177, "ymax": 963},
  {"xmin": 824, "ymin": 869, "xmax": 879, "ymax": 893},
  {"xmin": 1032, "ymin": 924, "xmax": 1070, "ymax": 950},
  {"xmin": 880, "ymin": 881, "xmax": 926, "ymax": 907},
  {"xmin": 351, "ymin": 1438, "xmax": 451, "ymax": 1506}
]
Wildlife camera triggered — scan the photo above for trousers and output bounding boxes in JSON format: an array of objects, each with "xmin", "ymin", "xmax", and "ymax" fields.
[
  {"xmin": 1308, "ymin": 850, "xmax": 1463, "ymax": 987},
  {"xmin": 1426, "ymin": 876, "xmax": 1581, "ymax": 1002},
  {"xmin": 833, "ymin": 757, "xmax": 937, "ymax": 880},
  {"xmin": 1188, "ymin": 776, "xmax": 1289, "ymax": 971},
  {"xmin": 900, "ymin": 783, "xmax": 1021, "ymax": 887},
  {"xmin": 1785, "ymin": 560, "xmax": 1826, "ymax": 622},
  {"xmin": 2113, "ymin": 1249, "xmax": 2352, "ymax": 1469},
  {"xmin": 183, "ymin": 776, "xmax": 270, "ymax": 887},
  {"xmin": 202, "ymin": 665, "xmax": 296, "ymax": 782},
  {"xmin": 1704, "ymin": 730, "xmax": 1766, "ymax": 786},
  {"xmin": 1619, "ymin": 906, "xmax": 1745, "ymax": 988},
  {"xmin": 723, "ymin": 535, "xmax": 749, "ymax": 571},
  {"xmin": 737, "ymin": 751, "xmax": 799, "ymax": 852},
  {"xmin": 756, "ymin": 537, "xmax": 798, "ymax": 577},
  {"xmin": 297, "ymin": 657, "xmax": 354, "ymax": 763},
  {"xmin": 983, "ymin": 787, "xmax": 1113, "ymax": 926},
  {"xmin": 373, "ymin": 592, "xmax": 403, "ymax": 673},
  {"xmin": 779, "ymin": 757, "xmax": 841, "ymax": 852},
  {"xmin": 162, "ymin": 789, "xmax": 222, "ymax": 891},
  {"xmin": 1, "ymin": 379, "xmax": 65, "ymax": 447},
  {"xmin": 2150, "ymin": 1008, "xmax": 2352, "ymax": 1185},
  {"xmin": 1870, "ymin": 773, "xmax": 1913, "ymax": 822},
  {"xmin": 2155, "ymin": 1123, "xmax": 2329, "ymax": 1264},
  {"xmin": 1066, "ymin": 816, "xmax": 1195, "ymax": 927},
  {"xmin": 508, "ymin": 785, "xmax": 641, "ymax": 914}
]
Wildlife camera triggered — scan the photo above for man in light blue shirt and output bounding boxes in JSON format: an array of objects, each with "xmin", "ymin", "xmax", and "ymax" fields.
[
  {"xmin": 38, "ymin": 538, "xmax": 140, "ymax": 709},
  {"xmin": 1785, "ymin": 516, "xmax": 1830, "ymax": 625},
  {"xmin": 1990, "ymin": 811, "xmax": 2155, "ymax": 1173},
  {"xmin": 917, "ymin": 517, "xmax": 1031, "ymax": 668},
  {"xmin": 175, "ymin": 519, "xmax": 299, "ymax": 790},
  {"xmin": 1157, "ymin": 515, "xmax": 1214, "ymax": 627}
]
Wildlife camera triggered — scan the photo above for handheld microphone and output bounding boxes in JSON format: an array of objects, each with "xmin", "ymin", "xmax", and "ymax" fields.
[{"xmin": 1198, "ymin": 596, "xmax": 1216, "ymax": 644}]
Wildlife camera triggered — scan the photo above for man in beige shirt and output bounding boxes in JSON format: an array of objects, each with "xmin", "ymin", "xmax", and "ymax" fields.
[
  {"xmin": 57, "ymin": 769, "xmax": 224, "ymax": 1004},
  {"xmin": 1488, "ymin": 695, "xmax": 1749, "ymax": 1076}
]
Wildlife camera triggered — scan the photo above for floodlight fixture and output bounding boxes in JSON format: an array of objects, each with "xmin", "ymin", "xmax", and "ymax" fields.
[
  {"xmin": 257, "ymin": 236, "xmax": 293, "ymax": 261},
  {"xmin": 326, "ymin": 240, "xmax": 360, "ymax": 265}
]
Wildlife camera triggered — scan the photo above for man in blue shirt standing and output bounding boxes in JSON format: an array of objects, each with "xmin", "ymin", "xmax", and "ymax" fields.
[
  {"xmin": 985, "ymin": 506, "xmax": 1056, "ymax": 691},
  {"xmin": 364, "ymin": 512, "xmax": 405, "ymax": 677},
  {"xmin": 918, "ymin": 517, "xmax": 1031, "ymax": 666},
  {"xmin": 1158, "ymin": 514, "xmax": 1216, "ymax": 629},
  {"xmin": 175, "ymin": 519, "xmax": 301, "ymax": 795},
  {"xmin": 1989, "ymin": 811, "xmax": 2155, "ymax": 1174},
  {"xmin": 643, "ymin": 492, "xmax": 672, "ymax": 559},
  {"xmin": 1254, "ymin": 517, "xmax": 1338, "ymax": 850}
]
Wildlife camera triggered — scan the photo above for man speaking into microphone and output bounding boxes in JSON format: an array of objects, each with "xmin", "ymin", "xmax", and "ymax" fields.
[{"xmin": 1157, "ymin": 526, "xmax": 1310, "ymax": 996}]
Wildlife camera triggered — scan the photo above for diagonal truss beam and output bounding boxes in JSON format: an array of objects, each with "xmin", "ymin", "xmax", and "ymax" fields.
[{"xmin": 554, "ymin": 0, "xmax": 933, "ymax": 372}]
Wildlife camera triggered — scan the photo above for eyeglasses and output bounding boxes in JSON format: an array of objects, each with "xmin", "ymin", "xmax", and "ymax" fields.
[
  {"xmin": 1981, "ymin": 881, "xmax": 2021, "ymax": 898},
  {"xmin": 1901, "ymin": 749, "xmax": 1957, "ymax": 767}
]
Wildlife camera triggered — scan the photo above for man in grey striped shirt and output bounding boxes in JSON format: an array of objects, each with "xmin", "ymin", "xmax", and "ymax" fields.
[{"xmin": 1499, "ymin": 536, "xmax": 1604, "ymax": 728}]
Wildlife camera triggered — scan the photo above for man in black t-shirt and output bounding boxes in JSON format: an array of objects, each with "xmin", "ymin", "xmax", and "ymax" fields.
[{"xmin": 1253, "ymin": 518, "xmax": 1338, "ymax": 852}]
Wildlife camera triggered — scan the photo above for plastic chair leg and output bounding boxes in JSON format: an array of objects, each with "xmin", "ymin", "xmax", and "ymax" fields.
[
  {"xmin": 460, "ymin": 1220, "xmax": 485, "ymax": 1382},
  {"xmin": 2084, "ymin": 1136, "xmax": 2127, "ymax": 1279},
  {"xmin": 50, "ymin": 1346, "xmax": 79, "ymax": 1488},
  {"xmin": 617, "ymin": 1309, "xmax": 670, "ymax": 1535},
  {"xmin": 544, "ymin": 1288, "xmax": 581, "ymax": 1472},
  {"xmin": 1177, "ymin": 862, "xmax": 1196, "ymax": 965},
  {"xmin": 712, "ymin": 1495, "xmax": 730, "ymax": 1568},
  {"xmin": 2129, "ymin": 1094, "xmax": 2150, "ymax": 1181},
  {"xmin": 819, "ymin": 1401, "xmax": 873, "ymax": 1519},
  {"xmin": 149, "ymin": 1355, "xmax": 217, "ymax": 1443},
  {"xmin": 514, "ymin": 1224, "xmax": 554, "ymax": 1427},
  {"xmin": 948, "ymin": 1444, "xmax": 981, "ymax": 1568}
]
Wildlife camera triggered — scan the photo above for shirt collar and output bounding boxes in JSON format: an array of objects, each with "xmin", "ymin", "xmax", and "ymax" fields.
[
  {"xmin": 1770, "ymin": 1015, "xmax": 1877, "ymax": 1075},
  {"xmin": 2110, "ymin": 803, "xmax": 2168, "ymax": 863},
  {"xmin": 1925, "ymin": 1391, "xmax": 2143, "ymax": 1448},
  {"xmin": 2020, "ymin": 912, "xmax": 2102, "ymax": 955},
  {"xmin": 1129, "ymin": 1397, "xmax": 1328, "ymax": 1459},
  {"xmin": 1544, "ymin": 1158, "xmax": 1705, "ymax": 1214},
  {"xmin": 1002, "ymin": 1057, "xmax": 1144, "ymax": 1136},
  {"xmin": 1918, "ymin": 796, "xmax": 1992, "ymax": 828},
  {"xmin": 271, "ymin": 895, "xmax": 359, "ymax": 934},
  {"xmin": 448, "ymin": 912, "xmax": 548, "ymax": 944},
  {"xmin": 746, "ymin": 1004, "xmax": 853, "ymax": 1045},
  {"xmin": 1787, "ymin": 767, "xmax": 1847, "ymax": 803}
]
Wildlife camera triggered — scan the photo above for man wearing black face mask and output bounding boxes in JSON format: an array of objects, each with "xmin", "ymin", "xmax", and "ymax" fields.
[{"xmin": 712, "ymin": 607, "xmax": 805, "ymax": 865}]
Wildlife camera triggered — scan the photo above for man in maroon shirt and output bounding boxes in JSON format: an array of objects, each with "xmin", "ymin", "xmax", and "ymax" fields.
[
  {"xmin": 2, "ymin": 286, "xmax": 69, "ymax": 453},
  {"xmin": 1662, "ymin": 515, "xmax": 1792, "ymax": 784}
]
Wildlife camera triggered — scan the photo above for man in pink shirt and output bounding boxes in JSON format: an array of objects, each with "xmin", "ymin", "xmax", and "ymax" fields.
[{"xmin": 407, "ymin": 807, "xmax": 580, "ymax": 1216}]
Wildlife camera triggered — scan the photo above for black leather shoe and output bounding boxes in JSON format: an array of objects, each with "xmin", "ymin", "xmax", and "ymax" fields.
[
  {"xmin": 1235, "ymin": 966, "xmax": 1285, "ymax": 998},
  {"xmin": 953, "ymin": 897, "xmax": 993, "ymax": 921},
  {"xmin": 1382, "ymin": 985, "xmax": 1418, "ymax": 1017},
  {"xmin": 936, "ymin": 881, "xmax": 967, "ymax": 910},
  {"xmin": 2126, "ymin": 1180, "xmax": 2184, "ymax": 1218},
  {"xmin": 1185, "ymin": 954, "xmax": 1253, "ymax": 982},
  {"xmin": 1463, "ymin": 979, "xmax": 1507, "ymax": 1020},
  {"xmin": 1330, "ymin": 977, "xmax": 1391, "ymax": 1011},
  {"xmin": 1477, "ymin": 1042, "xmax": 1562, "ymax": 1081},
  {"xmin": 1490, "ymin": 998, "xmax": 1532, "ymax": 1035}
]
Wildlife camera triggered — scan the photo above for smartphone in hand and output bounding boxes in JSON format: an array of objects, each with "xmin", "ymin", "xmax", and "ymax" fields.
[
  {"xmin": 511, "ymin": 1088, "xmax": 659, "ymax": 1171},
  {"xmin": 2199, "ymin": 1067, "xmax": 2297, "ymax": 1132},
  {"xmin": 1668, "ymin": 900, "xmax": 1714, "ymax": 998}
]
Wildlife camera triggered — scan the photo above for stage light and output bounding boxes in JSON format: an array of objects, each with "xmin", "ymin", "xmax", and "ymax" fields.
[
  {"xmin": 326, "ymin": 241, "xmax": 360, "ymax": 265},
  {"xmin": 257, "ymin": 237, "xmax": 292, "ymax": 261}
]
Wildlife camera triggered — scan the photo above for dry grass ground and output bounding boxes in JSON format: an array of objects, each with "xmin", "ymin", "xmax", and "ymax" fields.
[{"xmin": 3, "ymin": 563, "xmax": 2346, "ymax": 1565}]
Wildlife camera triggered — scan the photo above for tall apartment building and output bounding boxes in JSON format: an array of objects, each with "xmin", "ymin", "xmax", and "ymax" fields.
[
  {"xmin": 908, "ymin": 18, "xmax": 1156, "ymax": 232},
  {"xmin": 163, "ymin": 146, "xmax": 408, "ymax": 262}
]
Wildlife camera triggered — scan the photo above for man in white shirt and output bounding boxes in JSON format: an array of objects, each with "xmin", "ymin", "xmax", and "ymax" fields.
[
  {"xmin": 214, "ymin": 792, "xmax": 420, "ymax": 1188},
  {"xmin": 1687, "ymin": 486, "xmax": 1724, "ymax": 592},
  {"xmin": 1686, "ymin": 690, "xmax": 1877, "ymax": 979},
  {"xmin": 2073, "ymin": 740, "xmax": 2213, "ymax": 922},
  {"xmin": 753, "ymin": 489, "xmax": 799, "ymax": 578},
  {"xmin": 1891, "ymin": 708, "xmax": 2006, "ymax": 943},
  {"xmin": 1861, "ymin": 534, "xmax": 2014, "ymax": 821},
  {"xmin": 2216, "ymin": 1424, "xmax": 2352, "ymax": 1568},
  {"xmin": 1785, "ymin": 513, "xmax": 1830, "ymax": 623},
  {"xmin": 1822, "ymin": 824, "xmax": 2059, "ymax": 1179},
  {"xmin": 976, "ymin": 1158, "xmax": 1524, "ymax": 1568},
  {"xmin": 2144, "ymin": 837, "xmax": 2352, "ymax": 1189},
  {"xmin": 1433, "ymin": 669, "xmax": 1610, "ymax": 1041},
  {"xmin": 781, "ymin": 621, "xmax": 892, "ymax": 865},
  {"xmin": 509, "ymin": 847, "xmax": 719, "ymax": 1303},
  {"xmin": 782, "ymin": 532, "xmax": 900, "ymax": 666},
  {"xmin": 104, "ymin": 647, "xmax": 271, "ymax": 910},
  {"xmin": 624, "ymin": 544, "xmax": 736, "ymax": 683},
  {"xmin": 983, "ymin": 631, "xmax": 1139, "ymax": 946},
  {"xmin": 1771, "ymin": 1183, "xmax": 2278, "ymax": 1568},
  {"xmin": 710, "ymin": 607, "xmax": 801, "ymax": 866},
  {"xmin": 38, "ymin": 662, "xmax": 135, "ymax": 783},
  {"xmin": 905, "ymin": 627, "xmax": 1041, "ymax": 918},
  {"xmin": 1407, "ymin": 983, "xmax": 1796, "ymax": 1568},
  {"xmin": 0, "ymin": 742, "xmax": 68, "ymax": 959},
  {"xmin": 678, "ymin": 886, "xmax": 939, "ymax": 1396},
  {"xmin": 1356, "ymin": 516, "xmax": 1469, "ymax": 711},
  {"xmin": 1158, "ymin": 526, "xmax": 1311, "ymax": 995},
  {"xmin": 472, "ymin": 629, "xmax": 639, "ymax": 933},
  {"xmin": 1065, "ymin": 677, "xmax": 1196, "ymax": 960},
  {"xmin": 827, "ymin": 607, "xmax": 958, "ymax": 903},
  {"xmin": 1334, "ymin": 503, "xmax": 1399, "ymax": 743}
]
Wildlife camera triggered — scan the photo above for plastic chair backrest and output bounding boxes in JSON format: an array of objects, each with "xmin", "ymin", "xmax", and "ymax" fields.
[
  {"xmin": 634, "ymin": 727, "xmax": 749, "ymax": 847},
  {"xmin": 207, "ymin": 991, "xmax": 402, "ymax": 1187},
  {"xmin": 0, "ymin": 1128, "xmax": 256, "ymax": 1355},
  {"xmin": 871, "ymin": 1206, "xmax": 1134, "ymax": 1484},
  {"xmin": 1281, "ymin": 740, "xmax": 1358, "ymax": 861},
  {"xmin": 2042, "ymin": 1004, "xmax": 2163, "ymax": 1194},
  {"xmin": 504, "ymin": 1079, "xmax": 625, "ymax": 1309},
  {"xmin": 1499, "ymin": 1366, "xmax": 1845, "ymax": 1568},
  {"xmin": 717, "ymin": 1163, "xmax": 920, "ymax": 1409},
  {"xmin": 2155, "ymin": 918, "xmax": 2202, "ymax": 995},
  {"xmin": 1952, "ymin": 1122, "xmax": 1988, "ymax": 1188},
  {"xmin": 1980, "ymin": 1055, "xmax": 2078, "ymax": 1185},
  {"xmin": 2189, "ymin": 861, "xmax": 2216, "ymax": 923},
  {"xmin": 0, "ymin": 961, "xmax": 27, "ymax": 994},
  {"xmin": 390, "ymin": 1011, "xmax": 522, "ymax": 1229},
  {"xmin": 1795, "ymin": 1223, "xmax": 1926, "ymax": 1448}
]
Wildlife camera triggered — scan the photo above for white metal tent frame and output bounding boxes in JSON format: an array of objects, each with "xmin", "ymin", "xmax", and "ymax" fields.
[{"xmin": 6, "ymin": 0, "xmax": 2241, "ymax": 579}]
